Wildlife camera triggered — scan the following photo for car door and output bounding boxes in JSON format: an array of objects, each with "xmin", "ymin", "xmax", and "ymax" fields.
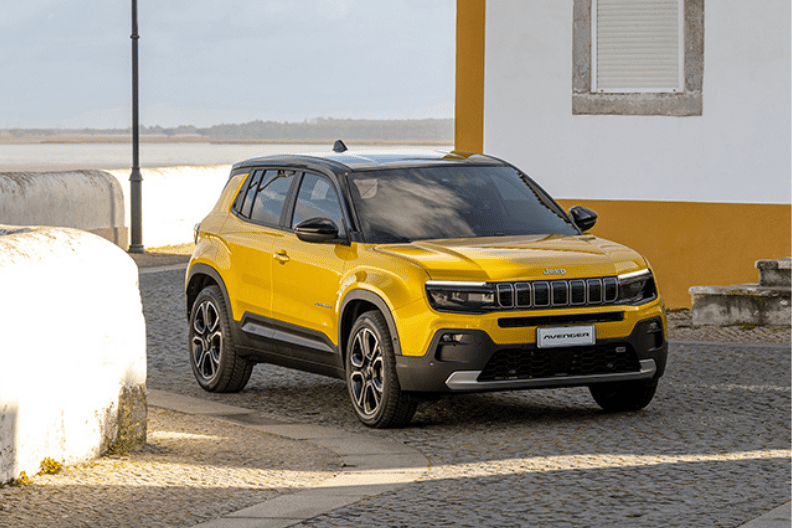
[
  {"xmin": 221, "ymin": 168, "xmax": 296, "ymax": 320},
  {"xmin": 270, "ymin": 171, "xmax": 354, "ymax": 360}
]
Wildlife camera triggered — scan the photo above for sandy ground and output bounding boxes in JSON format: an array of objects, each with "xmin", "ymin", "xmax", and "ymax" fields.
[
  {"xmin": 128, "ymin": 243, "xmax": 194, "ymax": 268},
  {"xmin": 0, "ymin": 408, "xmax": 340, "ymax": 528}
]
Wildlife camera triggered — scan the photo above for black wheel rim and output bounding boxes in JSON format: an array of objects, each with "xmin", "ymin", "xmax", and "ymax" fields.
[
  {"xmin": 349, "ymin": 327, "xmax": 384, "ymax": 417},
  {"xmin": 191, "ymin": 299, "xmax": 222, "ymax": 383}
]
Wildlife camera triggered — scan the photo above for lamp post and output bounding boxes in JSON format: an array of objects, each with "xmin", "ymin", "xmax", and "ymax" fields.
[{"xmin": 128, "ymin": 0, "xmax": 144, "ymax": 253}]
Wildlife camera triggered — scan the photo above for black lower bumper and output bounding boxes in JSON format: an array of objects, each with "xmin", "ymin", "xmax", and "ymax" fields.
[{"xmin": 395, "ymin": 316, "xmax": 668, "ymax": 393}]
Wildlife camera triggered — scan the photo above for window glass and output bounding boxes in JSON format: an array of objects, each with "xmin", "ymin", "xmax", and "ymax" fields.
[
  {"xmin": 231, "ymin": 172, "xmax": 252, "ymax": 213},
  {"xmin": 291, "ymin": 173, "xmax": 345, "ymax": 236},
  {"xmin": 238, "ymin": 170, "xmax": 263, "ymax": 218},
  {"xmin": 348, "ymin": 166, "xmax": 577, "ymax": 243},
  {"xmin": 249, "ymin": 170, "xmax": 294, "ymax": 225}
]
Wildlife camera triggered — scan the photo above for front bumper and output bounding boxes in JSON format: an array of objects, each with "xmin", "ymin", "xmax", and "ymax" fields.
[{"xmin": 395, "ymin": 316, "xmax": 667, "ymax": 393}]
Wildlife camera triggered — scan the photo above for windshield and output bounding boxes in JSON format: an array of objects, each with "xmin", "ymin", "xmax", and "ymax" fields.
[{"xmin": 347, "ymin": 165, "xmax": 579, "ymax": 243}]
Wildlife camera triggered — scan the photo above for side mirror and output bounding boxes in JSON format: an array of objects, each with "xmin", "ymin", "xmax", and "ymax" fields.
[
  {"xmin": 294, "ymin": 217, "xmax": 339, "ymax": 243},
  {"xmin": 569, "ymin": 206, "xmax": 598, "ymax": 232}
]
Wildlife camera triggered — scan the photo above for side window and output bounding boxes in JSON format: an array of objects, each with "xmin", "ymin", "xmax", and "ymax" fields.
[
  {"xmin": 236, "ymin": 170, "xmax": 263, "ymax": 218},
  {"xmin": 231, "ymin": 172, "xmax": 252, "ymax": 213},
  {"xmin": 291, "ymin": 173, "xmax": 345, "ymax": 237},
  {"xmin": 249, "ymin": 170, "xmax": 295, "ymax": 225}
]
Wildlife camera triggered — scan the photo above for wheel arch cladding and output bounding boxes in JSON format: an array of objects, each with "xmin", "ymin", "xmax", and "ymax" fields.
[
  {"xmin": 339, "ymin": 290, "xmax": 403, "ymax": 360},
  {"xmin": 186, "ymin": 263, "xmax": 230, "ymax": 320}
]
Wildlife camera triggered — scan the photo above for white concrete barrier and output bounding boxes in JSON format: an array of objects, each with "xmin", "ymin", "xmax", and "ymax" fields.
[
  {"xmin": 0, "ymin": 226, "xmax": 146, "ymax": 484},
  {"xmin": 0, "ymin": 166, "xmax": 233, "ymax": 250},
  {"xmin": 0, "ymin": 171, "xmax": 126, "ymax": 248},
  {"xmin": 108, "ymin": 165, "xmax": 232, "ymax": 248}
]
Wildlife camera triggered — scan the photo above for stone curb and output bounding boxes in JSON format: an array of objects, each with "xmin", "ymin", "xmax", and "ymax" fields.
[{"xmin": 147, "ymin": 390, "xmax": 429, "ymax": 528}]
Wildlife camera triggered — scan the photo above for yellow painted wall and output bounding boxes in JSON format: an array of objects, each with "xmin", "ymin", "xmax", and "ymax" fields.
[
  {"xmin": 557, "ymin": 199, "xmax": 792, "ymax": 308},
  {"xmin": 455, "ymin": 0, "xmax": 485, "ymax": 153}
]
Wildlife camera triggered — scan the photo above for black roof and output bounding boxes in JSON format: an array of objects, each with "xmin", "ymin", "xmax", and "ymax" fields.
[{"xmin": 231, "ymin": 148, "xmax": 503, "ymax": 172}]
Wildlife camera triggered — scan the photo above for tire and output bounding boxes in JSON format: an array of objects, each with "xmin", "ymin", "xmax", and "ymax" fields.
[
  {"xmin": 345, "ymin": 311, "xmax": 417, "ymax": 428},
  {"xmin": 189, "ymin": 285, "xmax": 253, "ymax": 393},
  {"xmin": 589, "ymin": 379, "xmax": 658, "ymax": 412}
]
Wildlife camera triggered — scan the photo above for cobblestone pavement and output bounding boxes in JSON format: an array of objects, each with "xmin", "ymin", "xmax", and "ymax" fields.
[{"xmin": 141, "ymin": 267, "xmax": 790, "ymax": 528}]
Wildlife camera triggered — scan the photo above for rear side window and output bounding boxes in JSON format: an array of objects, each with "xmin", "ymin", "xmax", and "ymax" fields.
[
  {"xmin": 233, "ymin": 169, "xmax": 296, "ymax": 226},
  {"xmin": 231, "ymin": 171, "xmax": 253, "ymax": 212},
  {"xmin": 239, "ymin": 170, "xmax": 264, "ymax": 218}
]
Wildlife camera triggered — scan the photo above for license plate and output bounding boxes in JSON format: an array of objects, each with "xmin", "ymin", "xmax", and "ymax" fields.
[{"xmin": 536, "ymin": 325, "xmax": 595, "ymax": 348}]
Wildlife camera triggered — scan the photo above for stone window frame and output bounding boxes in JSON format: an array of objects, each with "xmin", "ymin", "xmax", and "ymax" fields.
[{"xmin": 573, "ymin": 0, "xmax": 704, "ymax": 116}]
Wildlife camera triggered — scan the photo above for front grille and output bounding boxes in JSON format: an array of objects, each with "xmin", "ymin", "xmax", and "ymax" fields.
[
  {"xmin": 496, "ymin": 277, "xmax": 619, "ymax": 310},
  {"xmin": 477, "ymin": 343, "xmax": 640, "ymax": 382}
]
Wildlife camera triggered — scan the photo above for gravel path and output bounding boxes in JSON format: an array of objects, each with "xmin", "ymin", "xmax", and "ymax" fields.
[{"xmin": 1, "ymin": 258, "xmax": 789, "ymax": 528}]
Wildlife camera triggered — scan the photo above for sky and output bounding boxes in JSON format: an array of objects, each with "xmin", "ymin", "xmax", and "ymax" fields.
[{"xmin": 1, "ymin": 0, "xmax": 456, "ymax": 129}]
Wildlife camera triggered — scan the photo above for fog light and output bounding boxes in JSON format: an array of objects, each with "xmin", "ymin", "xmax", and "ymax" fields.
[
  {"xmin": 647, "ymin": 320, "xmax": 665, "ymax": 348},
  {"xmin": 440, "ymin": 333, "xmax": 464, "ymax": 343}
]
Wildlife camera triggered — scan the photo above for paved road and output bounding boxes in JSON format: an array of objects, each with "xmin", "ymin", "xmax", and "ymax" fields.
[{"xmin": 143, "ymin": 269, "xmax": 791, "ymax": 528}]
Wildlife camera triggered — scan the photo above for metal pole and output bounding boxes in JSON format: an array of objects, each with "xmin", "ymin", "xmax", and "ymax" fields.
[{"xmin": 128, "ymin": 0, "xmax": 144, "ymax": 253}]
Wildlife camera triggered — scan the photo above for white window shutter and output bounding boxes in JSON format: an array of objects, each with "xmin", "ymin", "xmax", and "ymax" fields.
[{"xmin": 593, "ymin": 0, "xmax": 684, "ymax": 93}]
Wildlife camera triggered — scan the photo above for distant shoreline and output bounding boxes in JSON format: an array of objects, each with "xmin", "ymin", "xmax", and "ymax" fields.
[
  {"xmin": 0, "ymin": 140, "xmax": 456, "ymax": 172},
  {"xmin": 0, "ymin": 118, "xmax": 455, "ymax": 146},
  {"xmin": 0, "ymin": 136, "xmax": 453, "ymax": 146}
]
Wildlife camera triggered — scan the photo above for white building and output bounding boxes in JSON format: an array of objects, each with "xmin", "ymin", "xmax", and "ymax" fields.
[{"xmin": 455, "ymin": 0, "xmax": 791, "ymax": 307}]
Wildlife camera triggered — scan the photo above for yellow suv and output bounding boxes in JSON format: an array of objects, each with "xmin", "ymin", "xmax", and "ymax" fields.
[{"xmin": 186, "ymin": 145, "xmax": 667, "ymax": 428}]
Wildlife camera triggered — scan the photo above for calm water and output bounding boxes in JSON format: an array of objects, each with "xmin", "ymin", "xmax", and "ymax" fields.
[{"xmin": 0, "ymin": 142, "xmax": 450, "ymax": 171}]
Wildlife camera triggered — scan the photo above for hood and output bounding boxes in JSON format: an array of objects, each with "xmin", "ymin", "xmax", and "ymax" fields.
[{"xmin": 376, "ymin": 234, "xmax": 647, "ymax": 282}]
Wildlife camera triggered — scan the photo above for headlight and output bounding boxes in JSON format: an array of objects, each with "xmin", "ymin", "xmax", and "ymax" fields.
[
  {"xmin": 426, "ymin": 281, "xmax": 497, "ymax": 312},
  {"xmin": 193, "ymin": 222, "xmax": 201, "ymax": 244},
  {"xmin": 617, "ymin": 270, "xmax": 657, "ymax": 305}
]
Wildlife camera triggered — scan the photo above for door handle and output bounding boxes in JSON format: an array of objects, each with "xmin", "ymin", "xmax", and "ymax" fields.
[{"xmin": 273, "ymin": 249, "xmax": 290, "ymax": 263}]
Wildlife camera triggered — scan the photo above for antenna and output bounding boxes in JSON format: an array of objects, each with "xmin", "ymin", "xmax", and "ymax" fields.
[{"xmin": 333, "ymin": 139, "xmax": 348, "ymax": 153}]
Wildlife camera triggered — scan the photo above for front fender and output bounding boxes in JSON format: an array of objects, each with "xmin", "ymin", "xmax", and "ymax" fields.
[
  {"xmin": 339, "ymin": 289, "xmax": 403, "ymax": 356},
  {"xmin": 337, "ymin": 262, "xmax": 430, "ymax": 357}
]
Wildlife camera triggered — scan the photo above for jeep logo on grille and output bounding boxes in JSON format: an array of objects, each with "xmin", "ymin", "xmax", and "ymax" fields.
[{"xmin": 543, "ymin": 268, "xmax": 566, "ymax": 275}]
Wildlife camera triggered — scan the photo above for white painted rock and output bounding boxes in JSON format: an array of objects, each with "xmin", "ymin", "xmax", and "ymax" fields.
[{"xmin": 0, "ymin": 226, "xmax": 146, "ymax": 484}]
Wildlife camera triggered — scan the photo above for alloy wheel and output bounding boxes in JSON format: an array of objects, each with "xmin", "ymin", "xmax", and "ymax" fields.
[
  {"xmin": 349, "ymin": 327, "xmax": 384, "ymax": 417},
  {"xmin": 191, "ymin": 299, "xmax": 222, "ymax": 383}
]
